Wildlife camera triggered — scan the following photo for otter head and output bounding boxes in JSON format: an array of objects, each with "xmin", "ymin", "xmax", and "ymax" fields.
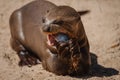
[
  {"xmin": 42, "ymin": 6, "xmax": 82, "ymax": 46},
  {"xmin": 41, "ymin": 6, "xmax": 86, "ymax": 75}
]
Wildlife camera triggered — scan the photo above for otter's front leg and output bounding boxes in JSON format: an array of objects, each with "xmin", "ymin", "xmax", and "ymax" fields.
[{"xmin": 10, "ymin": 38, "xmax": 40, "ymax": 67}]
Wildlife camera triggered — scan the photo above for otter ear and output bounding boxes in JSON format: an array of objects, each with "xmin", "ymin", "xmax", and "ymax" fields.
[{"xmin": 77, "ymin": 10, "xmax": 90, "ymax": 16}]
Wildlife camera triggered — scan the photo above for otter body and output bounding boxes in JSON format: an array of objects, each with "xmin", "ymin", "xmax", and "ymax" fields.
[{"xmin": 9, "ymin": 0, "xmax": 91, "ymax": 75}]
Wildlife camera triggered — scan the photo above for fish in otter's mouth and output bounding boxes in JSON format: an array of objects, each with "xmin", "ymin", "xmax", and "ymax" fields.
[{"xmin": 47, "ymin": 32, "xmax": 70, "ymax": 46}]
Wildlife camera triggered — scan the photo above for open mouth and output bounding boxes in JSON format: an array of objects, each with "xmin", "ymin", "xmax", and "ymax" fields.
[{"xmin": 47, "ymin": 33, "xmax": 70, "ymax": 46}]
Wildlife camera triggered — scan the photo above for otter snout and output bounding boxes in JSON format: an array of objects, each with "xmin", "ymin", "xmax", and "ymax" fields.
[{"xmin": 42, "ymin": 25, "xmax": 52, "ymax": 32}]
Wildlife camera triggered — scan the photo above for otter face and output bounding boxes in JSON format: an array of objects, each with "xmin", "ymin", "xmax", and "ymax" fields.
[{"xmin": 42, "ymin": 6, "xmax": 80, "ymax": 46}]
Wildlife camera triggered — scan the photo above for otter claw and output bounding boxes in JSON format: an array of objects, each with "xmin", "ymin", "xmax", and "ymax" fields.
[{"xmin": 18, "ymin": 51, "xmax": 40, "ymax": 67}]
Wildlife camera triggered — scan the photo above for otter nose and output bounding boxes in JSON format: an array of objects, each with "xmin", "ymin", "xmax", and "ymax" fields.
[{"xmin": 42, "ymin": 25, "xmax": 51, "ymax": 32}]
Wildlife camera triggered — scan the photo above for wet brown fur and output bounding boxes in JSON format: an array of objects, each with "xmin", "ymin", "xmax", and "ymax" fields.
[{"xmin": 9, "ymin": 0, "xmax": 91, "ymax": 75}]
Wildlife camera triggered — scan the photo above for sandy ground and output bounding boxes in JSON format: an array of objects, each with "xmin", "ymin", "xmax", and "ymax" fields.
[{"xmin": 0, "ymin": 0, "xmax": 120, "ymax": 80}]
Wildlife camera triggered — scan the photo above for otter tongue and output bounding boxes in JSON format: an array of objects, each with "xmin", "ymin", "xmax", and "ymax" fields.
[{"xmin": 47, "ymin": 34, "xmax": 56, "ymax": 46}]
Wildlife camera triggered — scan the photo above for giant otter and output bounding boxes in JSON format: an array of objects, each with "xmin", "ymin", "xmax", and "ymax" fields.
[{"xmin": 9, "ymin": 0, "xmax": 91, "ymax": 75}]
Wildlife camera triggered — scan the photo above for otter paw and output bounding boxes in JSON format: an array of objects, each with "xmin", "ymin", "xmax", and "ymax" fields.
[{"xmin": 18, "ymin": 51, "xmax": 41, "ymax": 67}]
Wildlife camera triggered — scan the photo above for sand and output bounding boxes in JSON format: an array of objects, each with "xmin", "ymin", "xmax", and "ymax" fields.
[{"xmin": 0, "ymin": 0, "xmax": 120, "ymax": 80}]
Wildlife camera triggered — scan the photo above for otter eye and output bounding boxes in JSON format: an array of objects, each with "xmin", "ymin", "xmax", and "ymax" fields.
[
  {"xmin": 47, "ymin": 10, "xmax": 49, "ymax": 13},
  {"xmin": 53, "ymin": 20, "xmax": 64, "ymax": 25}
]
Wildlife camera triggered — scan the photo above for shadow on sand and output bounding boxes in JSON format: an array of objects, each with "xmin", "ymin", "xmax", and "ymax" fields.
[
  {"xmin": 75, "ymin": 53, "xmax": 119, "ymax": 78},
  {"xmin": 74, "ymin": 10, "xmax": 119, "ymax": 78}
]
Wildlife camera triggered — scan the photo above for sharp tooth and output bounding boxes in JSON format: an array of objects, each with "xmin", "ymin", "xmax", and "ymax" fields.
[
  {"xmin": 47, "ymin": 35, "xmax": 51, "ymax": 46},
  {"xmin": 47, "ymin": 40, "xmax": 51, "ymax": 46}
]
